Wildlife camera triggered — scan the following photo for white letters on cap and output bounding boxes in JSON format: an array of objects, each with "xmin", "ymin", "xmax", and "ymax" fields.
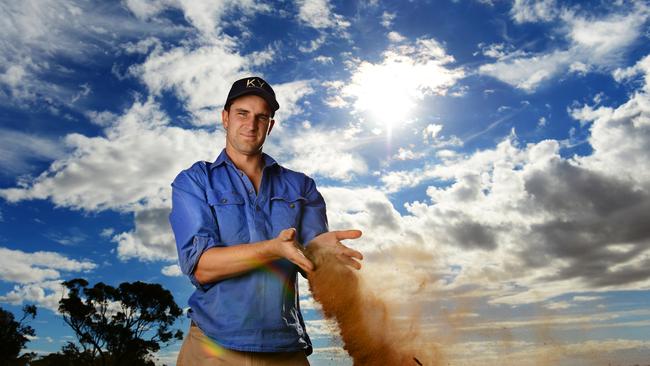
[{"xmin": 246, "ymin": 78, "xmax": 266, "ymax": 88}]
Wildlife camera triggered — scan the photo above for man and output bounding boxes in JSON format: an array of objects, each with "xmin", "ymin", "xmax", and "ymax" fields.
[{"xmin": 169, "ymin": 76, "xmax": 364, "ymax": 365}]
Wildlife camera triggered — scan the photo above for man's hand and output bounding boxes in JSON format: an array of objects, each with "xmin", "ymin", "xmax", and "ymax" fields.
[
  {"xmin": 274, "ymin": 228, "xmax": 314, "ymax": 274},
  {"xmin": 308, "ymin": 230, "xmax": 363, "ymax": 270}
]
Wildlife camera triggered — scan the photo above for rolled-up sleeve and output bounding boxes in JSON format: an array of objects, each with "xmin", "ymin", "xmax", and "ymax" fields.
[
  {"xmin": 169, "ymin": 167, "xmax": 222, "ymax": 289},
  {"xmin": 300, "ymin": 177, "xmax": 329, "ymax": 246}
]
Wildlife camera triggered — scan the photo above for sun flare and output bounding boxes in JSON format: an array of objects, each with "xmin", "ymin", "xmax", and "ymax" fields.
[
  {"xmin": 341, "ymin": 45, "xmax": 464, "ymax": 134},
  {"xmin": 344, "ymin": 60, "xmax": 418, "ymax": 131}
]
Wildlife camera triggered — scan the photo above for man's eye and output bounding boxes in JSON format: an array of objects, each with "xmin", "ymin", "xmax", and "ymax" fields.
[{"xmin": 238, "ymin": 112, "xmax": 247, "ymax": 117}]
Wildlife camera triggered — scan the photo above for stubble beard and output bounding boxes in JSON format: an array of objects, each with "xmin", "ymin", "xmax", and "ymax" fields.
[{"xmin": 227, "ymin": 130, "xmax": 265, "ymax": 157}]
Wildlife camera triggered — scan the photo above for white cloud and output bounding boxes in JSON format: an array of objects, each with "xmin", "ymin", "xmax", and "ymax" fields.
[
  {"xmin": 0, "ymin": 247, "xmax": 95, "ymax": 284},
  {"xmin": 613, "ymin": 53, "xmax": 650, "ymax": 88},
  {"xmin": 572, "ymin": 295, "xmax": 604, "ymax": 302},
  {"xmin": 0, "ymin": 98, "xmax": 227, "ymax": 263},
  {"xmin": 297, "ymin": 35, "xmax": 328, "ymax": 53},
  {"xmin": 113, "ymin": 207, "xmax": 176, "ymax": 262},
  {"xmin": 355, "ymin": 57, "xmax": 650, "ymax": 308},
  {"xmin": 44, "ymin": 228, "xmax": 88, "ymax": 246},
  {"xmin": 124, "ymin": 0, "xmax": 270, "ymax": 39},
  {"xmin": 0, "ymin": 247, "xmax": 95, "ymax": 311},
  {"xmin": 572, "ymin": 60, "xmax": 650, "ymax": 186},
  {"xmin": 0, "ymin": 83, "xmax": 314, "ymax": 263},
  {"xmin": 510, "ymin": 0, "xmax": 558, "ymax": 24},
  {"xmin": 568, "ymin": 10, "xmax": 648, "ymax": 60},
  {"xmin": 132, "ymin": 42, "xmax": 310, "ymax": 126},
  {"xmin": 304, "ymin": 319, "xmax": 340, "ymax": 339},
  {"xmin": 0, "ymin": 129, "xmax": 65, "ymax": 176},
  {"xmin": 120, "ymin": 36, "xmax": 163, "ymax": 55},
  {"xmin": 568, "ymin": 61, "xmax": 590, "ymax": 74},
  {"xmin": 131, "ymin": 42, "xmax": 249, "ymax": 126},
  {"xmin": 161, "ymin": 264, "xmax": 182, "ymax": 277},
  {"xmin": 481, "ymin": 6, "xmax": 649, "ymax": 91},
  {"xmin": 324, "ymin": 95, "xmax": 347, "ymax": 108},
  {"xmin": 0, "ymin": 76, "xmax": 311, "ymax": 265},
  {"xmin": 446, "ymin": 338, "xmax": 650, "ymax": 366},
  {"xmin": 294, "ymin": 0, "xmax": 350, "ymax": 52},
  {"xmin": 380, "ymin": 167, "xmax": 432, "ymax": 193},
  {"xmin": 100, "ymin": 228, "xmax": 115, "ymax": 238},
  {"xmin": 427, "ymin": 75, "xmax": 649, "ymax": 304},
  {"xmin": 84, "ymin": 110, "xmax": 119, "ymax": 127},
  {"xmin": 380, "ymin": 11, "xmax": 396, "ymax": 28},
  {"xmin": 70, "ymin": 83, "xmax": 91, "ymax": 104},
  {"xmin": 482, "ymin": 44, "xmax": 505, "ymax": 58},
  {"xmin": 387, "ymin": 31, "xmax": 406, "ymax": 43},
  {"xmin": 313, "ymin": 55, "xmax": 333, "ymax": 64},
  {"xmin": 336, "ymin": 38, "xmax": 464, "ymax": 127},
  {"xmin": 477, "ymin": 42, "xmax": 530, "ymax": 61},
  {"xmin": 544, "ymin": 301, "xmax": 573, "ymax": 310},
  {"xmin": 295, "ymin": 0, "xmax": 349, "ymax": 30},
  {"xmin": 299, "ymin": 294, "xmax": 321, "ymax": 311},
  {"xmin": 0, "ymin": 0, "xmax": 177, "ymax": 108},
  {"xmin": 394, "ymin": 147, "xmax": 425, "ymax": 161},
  {"xmin": 422, "ymin": 124, "xmax": 443, "ymax": 142},
  {"xmin": 479, "ymin": 50, "xmax": 572, "ymax": 91},
  {"xmin": 0, "ymin": 99, "xmax": 222, "ymax": 212},
  {"xmin": 273, "ymin": 125, "xmax": 368, "ymax": 181},
  {"xmin": 0, "ymin": 280, "xmax": 68, "ymax": 312},
  {"xmin": 272, "ymin": 80, "xmax": 315, "ymax": 125},
  {"xmin": 319, "ymin": 186, "xmax": 415, "ymax": 253}
]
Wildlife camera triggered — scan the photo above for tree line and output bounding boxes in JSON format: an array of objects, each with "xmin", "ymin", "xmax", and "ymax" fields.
[{"xmin": 0, "ymin": 279, "xmax": 183, "ymax": 366}]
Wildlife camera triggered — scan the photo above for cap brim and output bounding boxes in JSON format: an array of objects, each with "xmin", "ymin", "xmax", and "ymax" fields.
[{"xmin": 226, "ymin": 89, "xmax": 280, "ymax": 112}]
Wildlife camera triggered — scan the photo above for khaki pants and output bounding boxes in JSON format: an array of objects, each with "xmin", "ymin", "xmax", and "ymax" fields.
[{"xmin": 177, "ymin": 323, "xmax": 310, "ymax": 366}]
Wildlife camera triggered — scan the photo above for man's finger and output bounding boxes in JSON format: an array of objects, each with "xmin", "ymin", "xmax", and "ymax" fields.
[
  {"xmin": 341, "ymin": 245, "xmax": 363, "ymax": 260},
  {"xmin": 333, "ymin": 229, "xmax": 362, "ymax": 241},
  {"xmin": 337, "ymin": 253, "xmax": 362, "ymax": 270},
  {"xmin": 294, "ymin": 253, "xmax": 314, "ymax": 273},
  {"xmin": 281, "ymin": 228, "xmax": 296, "ymax": 241}
]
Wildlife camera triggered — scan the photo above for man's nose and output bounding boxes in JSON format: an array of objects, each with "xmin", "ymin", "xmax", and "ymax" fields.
[{"xmin": 241, "ymin": 115, "xmax": 258, "ymax": 130}]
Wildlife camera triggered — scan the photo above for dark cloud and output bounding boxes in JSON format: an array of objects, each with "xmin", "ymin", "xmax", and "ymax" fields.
[
  {"xmin": 366, "ymin": 200, "xmax": 400, "ymax": 231},
  {"xmin": 446, "ymin": 219, "xmax": 498, "ymax": 250},
  {"xmin": 525, "ymin": 159, "xmax": 645, "ymax": 218},
  {"xmin": 521, "ymin": 159, "xmax": 650, "ymax": 287}
]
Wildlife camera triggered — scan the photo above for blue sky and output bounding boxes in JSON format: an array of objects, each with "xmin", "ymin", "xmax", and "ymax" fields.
[{"xmin": 1, "ymin": 0, "xmax": 650, "ymax": 364}]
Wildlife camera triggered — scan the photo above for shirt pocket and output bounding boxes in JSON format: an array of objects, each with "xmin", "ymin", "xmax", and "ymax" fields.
[
  {"xmin": 270, "ymin": 194, "xmax": 306, "ymax": 234},
  {"xmin": 206, "ymin": 189, "xmax": 248, "ymax": 244}
]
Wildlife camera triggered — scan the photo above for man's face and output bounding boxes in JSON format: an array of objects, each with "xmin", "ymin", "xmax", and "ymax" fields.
[{"xmin": 222, "ymin": 94, "xmax": 275, "ymax": 156}]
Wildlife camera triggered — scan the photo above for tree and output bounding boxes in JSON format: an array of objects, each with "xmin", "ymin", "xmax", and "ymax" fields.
[
  {"xmin": 56, "ymin": 279, "xmax": 183, "ymax": 366},
  {"xmin": 0, "ymin": 304, "xmax": 37, "ymax": 366},
  {"xmin": 30, "ymin": 343, "xmax": 94, "ymax": 366}
]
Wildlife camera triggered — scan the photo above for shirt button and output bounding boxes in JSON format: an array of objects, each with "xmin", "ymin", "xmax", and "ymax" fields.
[
  {"xmin": 248, "ymin": 189, "xmax": 254, "ymax": 194},
  {"xmin": 256, "ymin": 205, "xmax": 261, "ymax": 211},
  {"xmin": 289, "ymin": 203, "xmax": 295, "ymax": 208},
  {"xmin": 221, "ymin": 198, "xmax": 228, "ymax": 203}
]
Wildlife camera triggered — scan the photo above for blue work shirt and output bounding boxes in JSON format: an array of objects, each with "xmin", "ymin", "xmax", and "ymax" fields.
[{"xmin": 169, "ymin": 149, "xmax": 328, "ymax": 355}]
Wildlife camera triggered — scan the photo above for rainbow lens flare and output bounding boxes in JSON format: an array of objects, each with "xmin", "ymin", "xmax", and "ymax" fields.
[{"xmin": 199, "ymin": 332, "xmax": 227, "ymax": 357}]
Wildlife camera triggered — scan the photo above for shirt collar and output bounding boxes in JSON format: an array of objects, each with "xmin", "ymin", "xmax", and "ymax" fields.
[{"xmin": 210, "ymin": 149, "xmax": 279, "ymax": 171}]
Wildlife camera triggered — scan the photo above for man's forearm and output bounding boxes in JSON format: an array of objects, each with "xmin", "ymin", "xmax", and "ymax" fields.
[{"xmin": 194, "ymin": 239, "xmax": 280, "ymax": 284}]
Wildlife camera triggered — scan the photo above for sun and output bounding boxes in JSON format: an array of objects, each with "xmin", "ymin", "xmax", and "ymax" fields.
[{"xmin": 343, "ymin": 58, "xmax": 419, "ymax": 133}]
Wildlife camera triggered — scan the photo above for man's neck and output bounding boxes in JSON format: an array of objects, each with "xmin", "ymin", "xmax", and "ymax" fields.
[{"xmin": 225, "ymin": 146, "xmax": 264, "ymax": 175}]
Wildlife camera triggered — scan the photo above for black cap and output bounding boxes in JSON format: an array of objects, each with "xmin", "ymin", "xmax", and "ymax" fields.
[{"xmin": 225, "ymin": 76, "xmax": 280, "ymax": 114}]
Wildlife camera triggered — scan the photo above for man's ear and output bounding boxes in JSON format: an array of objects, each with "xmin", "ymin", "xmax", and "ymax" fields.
[
  {"xmin": 267, "ymin": 119, "xmax": 275, "ymax": 136},
  {"xmin": 221, "ymin": 109, "xmax": 229, "ymax": 129}
]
